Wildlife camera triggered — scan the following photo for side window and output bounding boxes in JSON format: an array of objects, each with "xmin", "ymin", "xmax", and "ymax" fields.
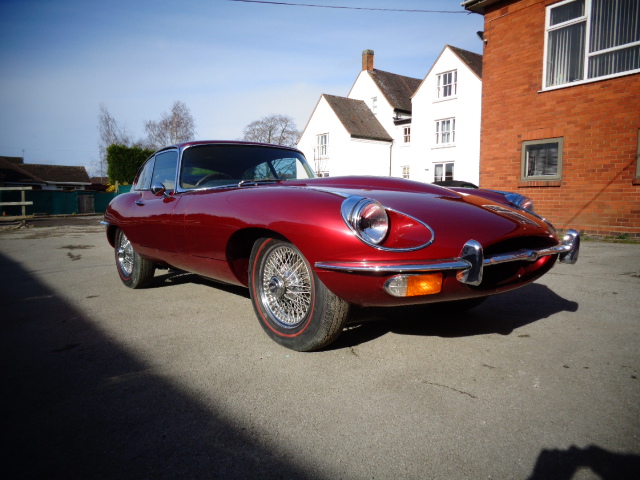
[
  {"xmin": 133, "ymin": 158, "xmax": 155, "ymax": 191},
  {"xmin": 151, "ymin": 150, "xmax": 179, "ymax": 191}
]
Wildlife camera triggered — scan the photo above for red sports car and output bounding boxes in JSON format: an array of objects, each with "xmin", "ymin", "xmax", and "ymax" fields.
[{"xmin": 102, "ymin": 141, "xmax": 579, "ymax": 351}]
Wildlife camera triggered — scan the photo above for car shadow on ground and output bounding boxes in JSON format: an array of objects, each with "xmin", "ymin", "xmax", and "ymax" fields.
[
  {"xmin": 526, "ymin": 444, "xmax": 640, "ymax": 479},
  {"xmin": 332, "ymin": 283, "xmax": 579, "ymax": 350},
  {"xmin": 151, "ymin": 268, "xmax": 251, "ymax": 299},
  {"xmin": 150, "ymin": 269, "xmax": 578, "ymax": 351}
]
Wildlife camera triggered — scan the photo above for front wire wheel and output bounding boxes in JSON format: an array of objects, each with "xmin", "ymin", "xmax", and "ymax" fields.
[
  {"xmin": 114, "ymin": 228, "xmax": 155, "ymax": 288},
  {"xmin": 249, "ymin": 238, "xmax": 350, "ymax": 351}
]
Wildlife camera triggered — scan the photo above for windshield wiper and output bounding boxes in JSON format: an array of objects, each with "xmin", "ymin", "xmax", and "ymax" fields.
[{"xmin": 238, "ymin": 179, "xmax": 280, "ymax": 187}]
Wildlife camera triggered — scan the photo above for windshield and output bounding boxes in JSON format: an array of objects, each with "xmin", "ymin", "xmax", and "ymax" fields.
[{"xmin": 179, "ymin": 144, "xmax": 315, "ymax": 190}]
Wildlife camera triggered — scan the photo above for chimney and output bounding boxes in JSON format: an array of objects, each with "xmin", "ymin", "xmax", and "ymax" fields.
[{"xmin": 362, "ymin": 49, "xmax": 374, "ymax": 71}]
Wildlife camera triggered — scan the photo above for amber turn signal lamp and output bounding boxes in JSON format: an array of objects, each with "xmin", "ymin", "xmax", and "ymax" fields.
[{"xmin": 384, "ymin": 273, "xmax": 443, "ymax": 297}]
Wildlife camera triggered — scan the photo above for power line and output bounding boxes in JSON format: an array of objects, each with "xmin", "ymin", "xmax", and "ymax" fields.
[{"xmin": 227, "ymin": 0, "xmax": 469, "ymax": 14}]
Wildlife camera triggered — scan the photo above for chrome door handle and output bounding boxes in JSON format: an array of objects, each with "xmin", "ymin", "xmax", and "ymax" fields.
[{"xmin": 135, "ymin": 199, "xmax": 145, "ymax": 206}]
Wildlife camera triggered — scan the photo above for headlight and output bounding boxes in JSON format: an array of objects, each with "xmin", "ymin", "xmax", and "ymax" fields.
[
  {"xmin": 341, "ymin": 196, "xmax": 389, "ymax": 245},
  {"xmin": 505, "ymin": 193, "xmax": 534, "ymax": 212}
]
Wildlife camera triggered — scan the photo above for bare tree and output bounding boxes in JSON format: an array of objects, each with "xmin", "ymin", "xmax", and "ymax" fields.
[
  {"xmin": 242, "ymin": 114, "xmax": 300, "ymax": 146},
  {"xmin": 144, "ymin": 101, "xmax": 196, "ymax": 150},
  {"xmin": 97, "ymin": 104, "xmax": 132, "ymax": 181}
]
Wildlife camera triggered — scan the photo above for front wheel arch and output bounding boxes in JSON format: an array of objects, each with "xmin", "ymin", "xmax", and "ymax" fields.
[{"xmin": 248, "ymin": 237, "xmax": 350, "ymax": 352}]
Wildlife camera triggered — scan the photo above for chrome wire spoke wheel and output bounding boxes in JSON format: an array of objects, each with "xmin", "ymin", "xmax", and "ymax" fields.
[
  {"xmin": 261, "ymin": 245, "xmax": 312, "ymax": 328},
  {"xmin": 116, "ymin": 232, "xmax": 134, "ymax": 276}
]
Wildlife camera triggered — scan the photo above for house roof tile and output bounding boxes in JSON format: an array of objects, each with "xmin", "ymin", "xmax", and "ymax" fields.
[
  {"xmin": 18, "ymin": 164, "xmax": 91, "ymax": 184},
  {"xmin": 449, "ymin": 45, "xmax": 483, "ymax": 78},
  {"xmin": 323, "ymin": 94, "xmax": 393, "ymax": 143},
  {"xmin": 368, "ymin": 70, "xmax": 422, "ymax": 113},
  {"xmin": 0, "ymin": 157, "xmax": 45, "ymax": 184}
]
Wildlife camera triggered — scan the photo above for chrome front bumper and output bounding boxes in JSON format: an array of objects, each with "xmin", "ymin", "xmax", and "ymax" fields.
[{"xmin": 315, "ymin": 229, "xmax": 580, "ymax": 287}]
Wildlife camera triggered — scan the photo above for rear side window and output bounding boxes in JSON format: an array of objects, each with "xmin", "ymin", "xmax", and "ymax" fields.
[
  {"xmin": 151, "ymin": 150, "xmax": 179, "ymax": 191},
  {"xmin": 133, "ymin": 158, "xmax": 155, "ymax": 191}
]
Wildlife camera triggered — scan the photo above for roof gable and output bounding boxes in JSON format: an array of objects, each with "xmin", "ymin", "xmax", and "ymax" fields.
[
  {"xmin": 0, "ymin": 157, "xmax": 45, "ymax": 184},
  {"xmin": 414, "ymin": 44, "xmax": 483, "ymax": 99},
  {"xmin": 323, "ymin": 94, "xmax": 393, "ymax": 142},
  {"xmin": 448, "ymin": 45, "xmax": 483, "ymax": 79}
]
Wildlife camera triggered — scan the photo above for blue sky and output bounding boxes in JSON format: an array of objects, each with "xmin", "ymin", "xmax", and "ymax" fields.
[{"xmin": 0, "ymin": 0, "xmax": 483, "ymax": 175}]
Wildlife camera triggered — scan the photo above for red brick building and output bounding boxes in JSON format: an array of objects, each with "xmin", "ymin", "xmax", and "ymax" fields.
[{"xmin": 464, "ymin": 0, "xmax": 640, "ymax": 238}]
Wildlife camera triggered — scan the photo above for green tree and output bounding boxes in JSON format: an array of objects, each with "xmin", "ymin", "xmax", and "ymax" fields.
[{"xmin": 106, "ymin": 144, "xmax": 154, "ymax": 184}]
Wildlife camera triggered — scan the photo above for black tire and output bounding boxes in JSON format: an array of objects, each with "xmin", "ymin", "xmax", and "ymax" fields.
[
  {"xmin": 114, "ymin": 228, "xmax": 155, "ymax": 289},
  {"xmin": 248, "ymin": 238, "xmax": 350, "ymax": 352}
]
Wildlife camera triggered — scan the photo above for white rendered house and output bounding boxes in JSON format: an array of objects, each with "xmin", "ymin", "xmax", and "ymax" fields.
[
  {"xmin": 410, "ymin": 45, "xmax": 483, "ymax": 185},
  {"xmin": 298, "ymin": 94, "xmax": 392, "ymax": 177},
  {"xmin": 298, "ymin": 47, "xmax": 482, "ymax": 185},
  {"xmin": 298, "ymin": 50, "xmax": 419, "ymax": 178}
]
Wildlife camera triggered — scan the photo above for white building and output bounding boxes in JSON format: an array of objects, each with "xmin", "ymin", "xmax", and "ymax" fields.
[
  {"xmin": 410, "ymin": 45, "xmax": 483, "ymax": 185},
  {"xmin": 298, "ymin": 50, "xmax": 420, "ymax": 179},
  {"xmin": 298, "ymin": 46, "xmax": 483, "ymax": 185}
]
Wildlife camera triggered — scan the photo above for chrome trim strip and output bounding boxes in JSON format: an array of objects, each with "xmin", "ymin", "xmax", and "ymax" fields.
[
  {"xmin": 315, "ymin": 230, "xmax": 581, "ymax": 279},
  {"xmin": 314, "ymin": 259, "xmax": 471, "ymax": 274}
]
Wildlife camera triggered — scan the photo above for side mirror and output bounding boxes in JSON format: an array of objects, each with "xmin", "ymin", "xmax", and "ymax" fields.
[{"xmin": 151, "ymin": 183, "xmax": 166, "ymax": 197}]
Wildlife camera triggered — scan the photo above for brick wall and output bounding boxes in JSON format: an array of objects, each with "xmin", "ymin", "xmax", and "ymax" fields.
[{"xmin": 479, "ymin": 0, "xmax": 640, "ymax": 238}]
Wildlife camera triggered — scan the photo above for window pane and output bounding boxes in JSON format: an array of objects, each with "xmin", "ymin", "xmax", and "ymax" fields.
[
  {"xmin": 525, "ymin": 143, "xmax": 559, "ymax": 177},
  {"xmin": 550, "ymin": 0, "xmax": 585, "ymax": 26},
  {"xmin": 434, "ymin": 164, "xmax": 443, "ymax": 182},
  {"xmin": 590, "ymin": 0, "xmax": 640, "ymax": 52},
  {"xmin": 589, "ymin": 44, "xmax": 640, "ymax": 77},
  {"xmin": 547, "ymin": 22, "xmax": 586, "ymax": 86},
  {"xmin": 151, "ymin": 151, "xmax": 178, "ymax": 190},
  {"xmin": 134, "ymin": 158, "xmax": 154, "ymax": 191},
  {"xmin": 445, "ymin": 163, "xmax": 454, "ymax": 181}
]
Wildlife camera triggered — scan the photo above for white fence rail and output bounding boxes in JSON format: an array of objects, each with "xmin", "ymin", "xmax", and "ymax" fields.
[{"xmin": 0, "ymin": 187, "xmax": 33, "ymax": 217}]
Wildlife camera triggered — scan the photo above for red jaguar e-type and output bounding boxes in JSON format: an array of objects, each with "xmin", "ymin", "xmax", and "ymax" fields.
[{"xmin": 102, "ymin": 141, "xmax": 579, "ymax": 351}]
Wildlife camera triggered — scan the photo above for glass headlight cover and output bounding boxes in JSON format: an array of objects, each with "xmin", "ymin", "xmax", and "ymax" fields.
[{"xmin": 341, "ymin": 196, "xmax": 389, "ymax": 246}]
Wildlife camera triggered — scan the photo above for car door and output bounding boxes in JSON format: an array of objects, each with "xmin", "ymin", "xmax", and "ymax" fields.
[{"xmin": 128, "ymin": 150, "xmax": 181, "ymax": 255}]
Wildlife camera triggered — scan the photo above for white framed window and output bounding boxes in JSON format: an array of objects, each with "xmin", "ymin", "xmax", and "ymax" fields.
[
  {"xmin": 437, "ymin": 70, "xmax": 457, "ymax": 98},
  {"xmin": 521, "ymin": 138, "xmax": 564, "ymax": 181},
  {"xmin": 402, "ymin": 165, "xmax": 410, "ymax": 179},
  {"xmin": 544, "ymin": 0, "xmax": 640, "ymax": 89},
  {"xmin": 316, "ymin": 133, "xmax": 329, "ymax": 158},
  {"xmin": 403, "ymin": 126, "xmax": 411, "ymax": 143},
  {"xmin": 434, "ymin": 163, "xmax": 454, "ymax": 182},
  {"xmin": 371, "ymin": 96, "xmax": 377, "ymax": 115},
  {"xmin": 435, "ymin": 118, "xmax": 456, "ymax": 145}
]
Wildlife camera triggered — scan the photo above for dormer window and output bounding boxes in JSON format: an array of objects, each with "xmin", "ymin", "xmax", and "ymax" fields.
[{"xmin": 437, "ymin": 70, "xmax": 457, "ymax": 98}]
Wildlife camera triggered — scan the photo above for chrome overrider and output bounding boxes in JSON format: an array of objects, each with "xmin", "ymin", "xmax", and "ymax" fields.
[{"xmin": 315, "ymin": 229, "xmax": 580, "ymax": 286}]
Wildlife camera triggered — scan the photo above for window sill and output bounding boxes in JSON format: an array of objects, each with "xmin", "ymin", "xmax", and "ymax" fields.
[
  {"xmin": 432, "ymin": 144, "xmax": 456, "ymax": 150},
  {"xmin": 518, "ymin": 180, "xmax": 562, "ymax": 188},
  {"xmin": 433, "ymin": 96, "xmax": 457, "ymax": 104},
  {"xmin": 539, "ymin": 68, "xmax": 640, "ymax": 93}
]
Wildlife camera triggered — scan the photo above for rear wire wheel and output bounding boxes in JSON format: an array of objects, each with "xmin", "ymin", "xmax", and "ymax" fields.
[
  {"xmin": 249, "ymin": 238, "xmax": 350, "ymax": 351},
  {"xmin": 115, "ymin": 228, "xmax": 155, "ymax": 288}
]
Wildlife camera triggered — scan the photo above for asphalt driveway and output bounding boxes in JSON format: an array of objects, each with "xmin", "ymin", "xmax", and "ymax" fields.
[{"xmin": 1, "ymin": 218, "xmax": 638, "ymax": 479}]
